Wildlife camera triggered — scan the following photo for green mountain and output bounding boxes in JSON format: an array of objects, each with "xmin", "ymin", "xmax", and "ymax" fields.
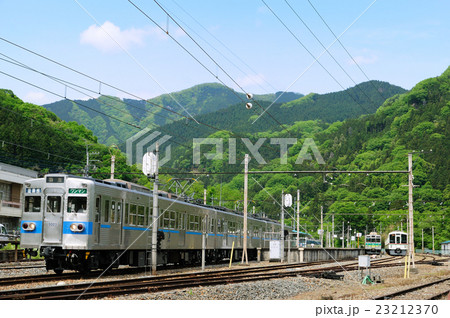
[
  {"xmin": 0, "ymin": 89, "xmax": 142, "ymax": 182},
  {"xmin": 150, "ymin": 80, "xmax": 406, "ymax": 169},
  {"xmin": 42, "ymin": 83, "xmax": 303, "ymax": 146},
  {"xmin": 157, "ymin": 67, "xmax": 449, "ymax": 249}
]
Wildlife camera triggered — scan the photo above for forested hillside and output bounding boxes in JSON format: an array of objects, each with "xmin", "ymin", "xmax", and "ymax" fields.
[
  {"xmin": 0, "ymin": 67, "xmax": 447, "ymax": 250},
  {"xmin": 42, "ymin": 83, "xmax": 303, "ymax": 146},
  {"xmin": 160, "ymin": 68, "xmax": 449, "ymax": 249},
  {"xmin": 0, "ymin": 89, "xmax": 142, "ymax": 181}
]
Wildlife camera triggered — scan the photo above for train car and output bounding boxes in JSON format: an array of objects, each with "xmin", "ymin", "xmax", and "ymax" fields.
[
  {"xmin": 20, "ymin": 174, "xmax": 289, "ymax": 274},
  {"xmin": 385, "ymin": 231, "xmax": 408, "ymax": 256},
  {"xmin": 364, "ymin": 232, "xmax": 381, "ymax": 255}
]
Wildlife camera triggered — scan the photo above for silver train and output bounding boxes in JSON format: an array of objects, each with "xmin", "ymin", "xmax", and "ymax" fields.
[
  {"xmin": 385, "ymin": 231, "xmax": 408, "ymax": 256},
  {"xmin": 364, "ymin": 232, "xmax": 381, "ymax": 255},
  {"xmin": 20, "ymin": 174, "xmax": 289, "ymax": 274}
]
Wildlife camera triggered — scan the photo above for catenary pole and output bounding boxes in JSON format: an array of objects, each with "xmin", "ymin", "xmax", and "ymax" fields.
[{"xmin": 151, "ymin": 143, "xmax": 159, "ymax": 275}]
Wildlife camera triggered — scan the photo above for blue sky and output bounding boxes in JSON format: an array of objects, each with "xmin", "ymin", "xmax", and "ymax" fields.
[{"xmin": 0, "ymin": 0, "xmax": 449, "ymax": 105}]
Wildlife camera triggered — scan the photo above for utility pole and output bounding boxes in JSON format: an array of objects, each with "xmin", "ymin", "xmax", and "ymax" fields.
[
  {"xmin": 296, "ymin": 189, "xmax": 300, "ymax": 248},
  {"xmin": 432, "ymin": 226, "xmax": 435, "ymax": 254},
  {"xmin": 332, "ymin": 214, "xmax": 335, "ymax": 248},
  {"xmin": 342, "ymin": 221, "xmax": 344, "ymax": 248},
  {"xmin": 241, "ymin": 154, "xmax": 249, "ymax": 265},
  {"xmin": 347, "ymin": 223, "xmax": 350, "ymax": 248},
  {"xmin": 408, "ymin": 153, "xmax": 415, "ymax": 268},
  {"xmin": 320, "ymin": 206, "xmax": 323, "ymax": 248},
  {"xmin": 281, "ymin": 190, "xmax": 285, "ymax": 262},
  {"xmin": 203, "ymin": 189, "xmax": 207, "ymax": 205},
  {"xmin": 151, "ymin": 143, "xmax": 159, "ymax": 275},
  {"xmin": 422, "ymin": 228, "xmax": 424, "ymax": 253}
]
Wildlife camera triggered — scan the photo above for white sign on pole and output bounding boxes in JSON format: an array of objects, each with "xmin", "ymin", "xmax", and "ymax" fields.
[
  {"xmin": 351, "ymin": 236, "xmax": 356, "ymax": 241},
  {"xmin": 142, "ymin": 152, "xmax": 157, "ymax": 176},
  {"xmin": 284, "ymin": 194, "xmax": 293, "ymax": 207},
  {"xmin": 318, "ymin": 229, "xmax": 324, "ymax": 235},
  {"xmin": 356, "ymin": 233, "xmax": 362, "ymax": 238}
]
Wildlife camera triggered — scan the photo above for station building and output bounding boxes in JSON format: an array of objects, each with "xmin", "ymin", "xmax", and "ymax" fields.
[{"xmin": 0, "ymin": 162, "xmax": 37, "ymax": 233}]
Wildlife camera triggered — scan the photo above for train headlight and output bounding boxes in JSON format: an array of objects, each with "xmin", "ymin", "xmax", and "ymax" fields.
[
  {"xmin": 70, "ymin": 223, "xmax": 84, "ymax": 232},
  {"xmin": 22, "ymin": 222, "xmax": 36, "ymax": 231}
]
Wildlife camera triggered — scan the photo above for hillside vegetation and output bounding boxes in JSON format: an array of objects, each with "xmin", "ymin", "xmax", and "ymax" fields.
[{"xmin": 42, "ymin": 83, "xmax": 303, "ymax": 146}]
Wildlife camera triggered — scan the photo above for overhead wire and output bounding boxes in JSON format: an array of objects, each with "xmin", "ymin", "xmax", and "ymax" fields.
[
  {"xmin": 306, "ymin": 0, "xmax": 385, "ymax": 100},
  {"xmin": 261, "ymin": 0, "xmax": 371, "ymax": 114},
  {"xmin": 73, "ymin": 0, "xmax": 199, "ymax": 124},
  {"xmin": 284, "ymin": 0, "xmax": 381, "ymax": 108},
  {"xmin": 0, "ymin": 37, "xmax": 280, "ymax": 157},
  {"xmin": 129, "ymin": 0, "xmax": 290, "ymax": 133},
  {"xmin": 169, "ymin": 0, "xmax": 278, "ymax": 93}
]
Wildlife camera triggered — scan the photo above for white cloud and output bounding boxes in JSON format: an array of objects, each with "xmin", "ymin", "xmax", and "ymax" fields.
[
  {"xmin": 80, "ymin": 21, "xmax": 149, "ymax": 52},
  {"xmin": 238, "ymin": 73, "xmax": 267, "ymax": 88},
  {"xmin": 23, "ymin": 91, "xmax": 50, "ymax": 105},
  {"xmin": 80, "ymin": 21, "xmax": 186, "ymax": 53}
]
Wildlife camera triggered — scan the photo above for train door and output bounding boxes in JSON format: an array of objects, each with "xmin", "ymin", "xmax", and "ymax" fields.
[
  {"xmin": 117, "ymin": 200, "xmax": 123, "ymax": 246},
  {"xmin": 177, "ymin": 212, "xmax": 186, "ymax": 247},
  {"xmin": 93, "ymin": 196, "xmax": 101, "ymax": 245},
  {"xmin": 43, "ymin": 191, "xmax": 64, "ymax": 244}
]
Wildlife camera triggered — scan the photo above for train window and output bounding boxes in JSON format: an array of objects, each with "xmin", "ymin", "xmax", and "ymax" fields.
[
  {"xmin": 138, "ymin": 206, "xmax": 145, "ymax": 225},
  {"xmin": 111, "ymin": 201, "xmax": 116, "ymax": 223},
  {"xmin": 401, "ymin": 234, "xmax": 407, "ymax": 244},
  {"xmin": 130, "ymin": 204, "xmax": 137, "ymax": 225},
  {"xmin": 67, "ymin": 197, "xmax": 87, "ymax": 213},
  {"xmin": 25, "ymin": 196, "xmax": 41, "ymax": 212},
  {"xmin": 47, "ymin": 196, "xmax": 61, "ymax": 213},
  {"xmin": 169, "ymin": 211, "xmax": 176, "ymax": 229},
  {"xmin": 229, "ymin": 221, "xmax": 236, "ymax": 234},
  {"xmin": 209, "ymin": 218, "xmax": 215, "ymax": 233},
  {"xmin": 159, "ymin": 211, "xmax": 164, "ymax": 228},
  {"xmin": 117, "ymin": 202, "xmax": 122, "ymax": 224},
  {"xmin": 389, "ymin": 234, "xmax": 395, "ymax": 243},
  {"xmin": 176, "ymin": 213, "xmax": 185, "ymax": 230},
  {"xmin": 145, "ymin": 206, "xmax": 149, "ymax": 225},
  {"xmin": 104, "ymin": 200, "xmax": 110, "ymax": 222},
  {"xmin": 95, "ymin": 197, "xmax": 101, "ymax": 222},
  {"xmin": 217, "ymin": 219, "xmax": 222, "ymax": 233},
  {"xmin": 188, "ymin": 215, "xmax": 199, "ymax": 231},
  {"xmin": 125, "ymin": 203, "xmax": 129, "ymax": 224}
]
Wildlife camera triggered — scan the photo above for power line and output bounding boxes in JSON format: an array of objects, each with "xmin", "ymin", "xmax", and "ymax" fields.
[
  {"xmin": 73, "ymin": 0, "xmax": 199, "ymax": 124},
  {"xmin": 129, "ymin": 0, "xmax": 289, "ymax": 132},
  {"xmin": 306, "ymin": 0, "xmax": 385, "ymax": 100},
  {"xmin": 284, "ymin": 0, "xmax": 380, "ymax": 107},
  {"xmin": 261, "ymin": 0, "xmax": 371, "ymax": 114},
  {"xmin": 170, "ymin": 0, "xmax": 278, "ymax": 93},
  {"xmin": 0, "ymin": 37, "xmax": 278, "ymax": 155}
]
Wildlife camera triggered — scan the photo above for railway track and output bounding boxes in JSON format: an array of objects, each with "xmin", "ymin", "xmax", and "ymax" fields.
[
  {"xmin": 373, "ymin": 276, "xmax": 450, "ymax": 300},
  {"xmin": 0, "ymin": 256, "xmax": 413, "ymax": 300}
]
